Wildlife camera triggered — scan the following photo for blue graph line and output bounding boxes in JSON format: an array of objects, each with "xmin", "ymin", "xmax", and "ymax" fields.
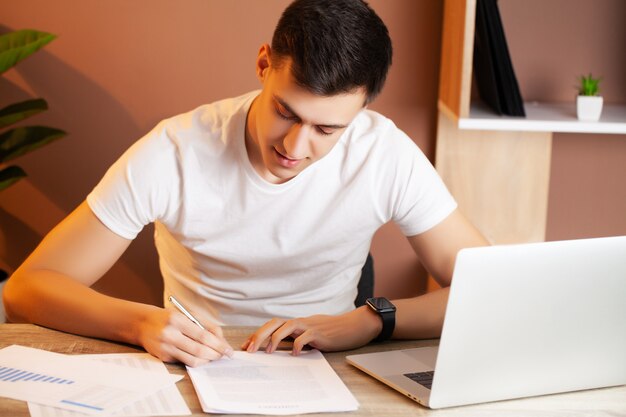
[{"xmin": 60, "ymin": 400, "xmax": 104, "ymax": 411}]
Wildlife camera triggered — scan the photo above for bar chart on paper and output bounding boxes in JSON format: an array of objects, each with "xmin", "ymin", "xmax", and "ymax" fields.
[
  {"xmin": 0, "ymin": 345, "xmax": 184, "ymax": 415},
  {"xmin": 0, "ymin": 361, "xmax": 143, "ymax": 414},
  {"xmin": 27, "ymin": 353, "xmax": 191, "ymax": 417},
  {"xmin": 0, "ymin": 367, "xmax": 75, "ymax": 385}
]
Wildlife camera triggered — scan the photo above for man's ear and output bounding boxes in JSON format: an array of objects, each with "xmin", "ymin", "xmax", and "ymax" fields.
[{"xmin": 255, "ymin": 43, "xmax": 272, "ymax": 82}]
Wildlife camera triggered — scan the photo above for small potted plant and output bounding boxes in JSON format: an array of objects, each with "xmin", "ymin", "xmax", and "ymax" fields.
[{"xmin": 576, "ymin": 73, "xmax": 603, "ymax": 122}]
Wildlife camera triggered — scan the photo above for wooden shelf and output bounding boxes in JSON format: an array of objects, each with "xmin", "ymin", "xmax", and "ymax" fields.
[
  {"xmin": 435, "ymin": 0, "xmax": 624, "ymax": 245},
  {"xmin": 459, "ymin": 102, "xmax": 626, "ymax": 134}
]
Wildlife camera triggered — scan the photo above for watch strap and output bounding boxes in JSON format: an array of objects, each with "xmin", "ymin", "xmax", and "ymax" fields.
[
  {"xmin": 367, "ymin": 297, "xmax": 396, "ymax": 343},
  {"xmin": 373, "ymin": 308, "xmax": 395, "ymax": 342}
]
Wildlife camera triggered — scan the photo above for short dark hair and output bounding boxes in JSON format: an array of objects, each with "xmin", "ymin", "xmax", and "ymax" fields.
[{"xmin": 271, "ymin": 0, "xmax": 392, "ymax": 104}]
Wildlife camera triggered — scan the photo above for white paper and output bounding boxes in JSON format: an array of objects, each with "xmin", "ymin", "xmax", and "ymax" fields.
[
  {"xmin": 186, "ymin": 350, "xmax": 358, "ymax": 415},
  {"xmin": 0, "ymin": 345, "xmax": 181, "ymax": 415},
  {"xmin": 28, "ymin": 353, "xmax": 191, "ymax": 417}
]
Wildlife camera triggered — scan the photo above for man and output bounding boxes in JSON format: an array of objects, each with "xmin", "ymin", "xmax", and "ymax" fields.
[{"xmin": 4, "ymin": 0, "xmax": 486, "ymax": 366}]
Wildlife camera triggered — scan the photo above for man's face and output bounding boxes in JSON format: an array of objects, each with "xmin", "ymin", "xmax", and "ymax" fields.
[{"xmin": 246, "ymin": 46, "xmax": 367, "ymax": 184}]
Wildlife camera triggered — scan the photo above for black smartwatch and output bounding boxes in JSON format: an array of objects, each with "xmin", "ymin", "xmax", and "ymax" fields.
[{"xmin": 366, "ymin": 297, "xmax": 396, "ymax": 342}]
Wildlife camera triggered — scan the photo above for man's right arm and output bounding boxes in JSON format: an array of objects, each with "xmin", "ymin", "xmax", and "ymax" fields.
[{"xmin": 3, "ymin": 201, "xmax": 232, "ymax": 366}]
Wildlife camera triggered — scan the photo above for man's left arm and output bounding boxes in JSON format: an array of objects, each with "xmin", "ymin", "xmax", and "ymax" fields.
[
  {"xmin": 243, "ymin": 209, "xmax": 488, "ymax": 354},
  {"xmin": 393, "ymin": 208, "xmax": 488, "ymax": 339}
]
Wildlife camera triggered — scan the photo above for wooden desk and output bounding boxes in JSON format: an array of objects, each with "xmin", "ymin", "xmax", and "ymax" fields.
[{"xmin": 1, "ymin": 324, "xmax": 624, "ymax": 416}]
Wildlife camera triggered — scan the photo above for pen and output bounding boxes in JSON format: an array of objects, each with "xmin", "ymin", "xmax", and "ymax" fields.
[
  {"xmin": 168, "ymin": 295, "xmax": 206, "ymax": 330},
  {"xmin": 169, "ymin": 295, "xmax": 234, "ymax": 360}
]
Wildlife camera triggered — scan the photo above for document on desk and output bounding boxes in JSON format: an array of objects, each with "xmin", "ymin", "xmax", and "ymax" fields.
[
  {"xmin": 187, "ymin": 349, "xmax": 358, "ymax": 415},
  {"xmin": 0, "ymin": 345, "xmax": 182, "ymax": 415},
  {"xmin": 28, "ymin": 353, "xmax": 190, "ymax": 416}
]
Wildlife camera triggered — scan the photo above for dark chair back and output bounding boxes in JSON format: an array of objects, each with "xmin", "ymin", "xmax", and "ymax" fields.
[{"xmin": 354, "ymin": 253, "xmax": 374, "ymax": 307}]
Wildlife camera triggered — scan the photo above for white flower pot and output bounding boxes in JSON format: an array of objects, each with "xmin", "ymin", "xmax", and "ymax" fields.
[{"xmin": 577, "ymin": 95, "xmax": 603, "ymax": 121}]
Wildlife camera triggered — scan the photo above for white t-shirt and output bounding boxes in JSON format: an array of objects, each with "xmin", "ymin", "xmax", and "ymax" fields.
[{"xmin": 87, "ymin": 91, "xmax": 457, "ymax": 325}]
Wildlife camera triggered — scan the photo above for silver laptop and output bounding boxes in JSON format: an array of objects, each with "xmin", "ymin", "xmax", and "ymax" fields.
[{"xmin": 347, "ymin": 236, "xmax": 626, "ymax": 409}]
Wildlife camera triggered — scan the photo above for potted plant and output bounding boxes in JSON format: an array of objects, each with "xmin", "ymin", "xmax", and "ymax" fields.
[
  {"xmin": 0, "ymin": 29, "xmax": 66, "ymax": 305},
  {"xmin": 576, "ymin": 73, "xmax": 603, "ymax": 122}
]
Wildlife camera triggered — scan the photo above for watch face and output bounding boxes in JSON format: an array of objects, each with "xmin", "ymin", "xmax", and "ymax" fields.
[{"xmin": 367, "ymin": 297, "xmax": 396, "ymax": 313}]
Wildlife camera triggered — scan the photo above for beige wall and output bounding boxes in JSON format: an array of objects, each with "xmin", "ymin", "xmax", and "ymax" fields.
[{"xmin": 1, "ymin": 1, "xmax": 624, "ymax": 306}]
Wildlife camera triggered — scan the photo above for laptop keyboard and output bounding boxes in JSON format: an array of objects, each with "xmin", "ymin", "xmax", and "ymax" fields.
[{"xmin": 404, "ymin": 371, "xmax": 434, "ymax": 389}]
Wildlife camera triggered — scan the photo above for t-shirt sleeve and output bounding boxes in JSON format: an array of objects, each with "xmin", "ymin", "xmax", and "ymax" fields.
[
  {"xmin": 86, "ymin": 122, "xmax": 181, "ymax": 240},
  {"xmin": 386, "ymin": 130, "xmax": 458, "ymax": 237}
]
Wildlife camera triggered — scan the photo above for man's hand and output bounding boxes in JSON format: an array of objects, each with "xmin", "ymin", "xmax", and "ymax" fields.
[
  {"xmin": 137, "ymin": 306, "xmax": 234, "ymax": 367},
  {"xmin": 241, "ymin": 306, "xmax": 383, "ymax": 355}
]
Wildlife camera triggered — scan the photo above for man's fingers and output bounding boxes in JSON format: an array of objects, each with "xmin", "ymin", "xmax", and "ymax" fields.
[
  {"xmin": 168, "ymin": 328, "xmax": 225, "ymax": 361},
  {"xmin": 171, "ymin": 312, "xmax": 233, "ymax": 359},
  {"xmin": 241, "ymin": 338, "xmax": 251, "ymax": 350},
  {"xmin": 194, "ymin": 329, "xmax": 234, "ymax": 358},
  {"xmin": 268, "ymin": 320, "xmax": 304, "ymax": 353},
  {"xmin": 244, "ymin": 317, "xmax": 318, "ymax": 354},
  {"xmin": 245, "ymin": 318, "xmax": 287, "ymax": 352},
  {"xmin": 291, "ymin": 329, "xmax": 318, "ymax": 356},
  {"xmin": 162, "ymin": 344, "xmax": 212, "ymax": 368},
  {"xmin": 196, "ymin": 324, "xmax": 234, "ymax": 358},
  {"xmin": 203, "ymin": 320, "xmax": 226, "ymax": 339}
]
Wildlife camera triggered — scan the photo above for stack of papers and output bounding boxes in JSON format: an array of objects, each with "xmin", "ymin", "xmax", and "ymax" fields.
[
  {"xmin": 1, "ymin": 344, "xmax": 359, "ymax": 416},
  {"xmin": 0, "ymin": 345, "xmax": 189, "ymax": 416},
  {"xmin": 187, "ymin": 349, "xmax": 358, "ymax": 415}
]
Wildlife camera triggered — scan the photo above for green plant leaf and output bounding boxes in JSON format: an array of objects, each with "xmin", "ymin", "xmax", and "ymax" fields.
[
  {"xmin": 0, "ymin": 126, "xmax": 65, "ymax": 162},
  {"xmin": 0, "ymin": 165, "xmax": 26, "ymax": 191},
  {"xmin": 578, "ymin": 73, "xmax": 601, "ymax": 96},
  {"xmin": 0, "ymin": 98, "xmax": 48, "ymax": 129},
  {"xmin": 0, "ymin": 30, "xmax": 56, "ymax": 75}
]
